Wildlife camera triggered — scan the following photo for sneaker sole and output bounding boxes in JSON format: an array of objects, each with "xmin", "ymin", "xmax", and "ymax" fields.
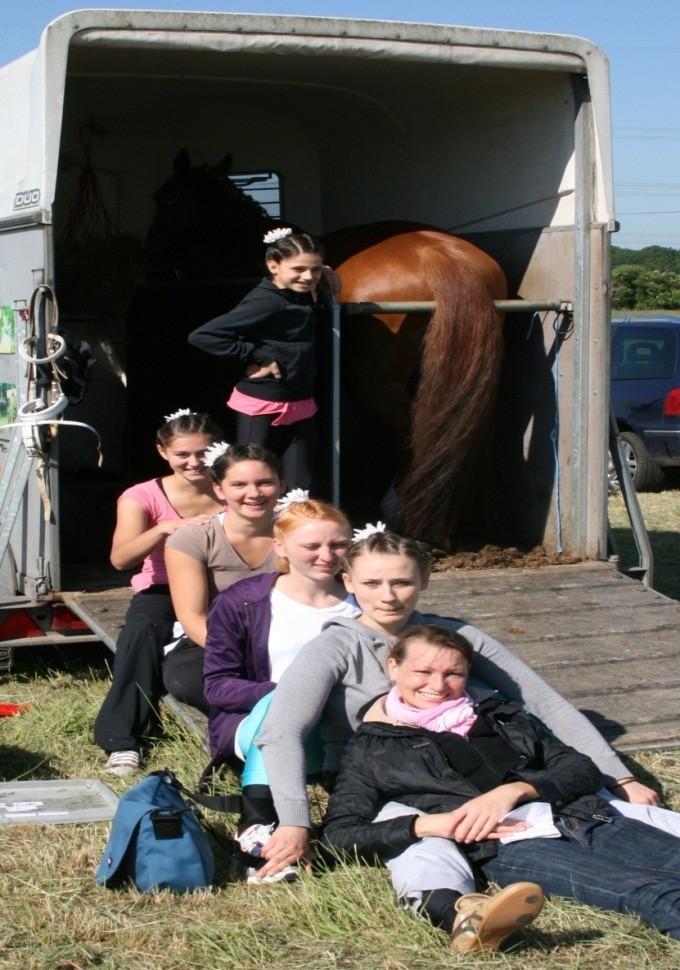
[
  {"xmin": 452, "ymin": 881, "xmax": 544, "ymax": 954},
  {"xmin": 246, "ymin": 868, "xmax": 299, "ymax": 886}
]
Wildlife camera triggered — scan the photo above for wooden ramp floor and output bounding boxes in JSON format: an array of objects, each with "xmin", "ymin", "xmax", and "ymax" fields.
[
  {"xmin": 420, "ymin": 561, "xmax": 680, "ymax": 752},
  {"xmin": 64, "ymin": 561, "xmax": 680, "ymax": 754}
]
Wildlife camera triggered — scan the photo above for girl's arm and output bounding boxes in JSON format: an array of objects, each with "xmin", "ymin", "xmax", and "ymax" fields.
[
  {"xmin": 188, "ymin": 293, "xmax": 275, "ymax": 360},
  {"xmin": 165, "ymin": 547, "xmax": 210, "ymax": 647},
  {"xmin": 256, "ymin": 635, "xmax": 349, "ymax": 829},
  {"xmin": 110, "ymin": 497, "xmax": 180, "ymax": 571},
  {"xmin": 202, "ymin": 593, "xmax": 275, "ymax": 712}
]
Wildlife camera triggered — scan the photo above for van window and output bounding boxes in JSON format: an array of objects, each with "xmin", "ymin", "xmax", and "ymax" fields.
[
  {"xmin": 230, "ymin": 171, "xmax": 281, "ymax": 219},
  {"xmin": 611, "ymin": 327, "xmax": 678, "ymax": 380}
]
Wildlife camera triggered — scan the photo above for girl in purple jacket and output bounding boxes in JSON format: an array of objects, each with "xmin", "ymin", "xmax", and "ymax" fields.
[{"xmin": 202, "ymin": 497, "xmax": 358, "ymax": 882}]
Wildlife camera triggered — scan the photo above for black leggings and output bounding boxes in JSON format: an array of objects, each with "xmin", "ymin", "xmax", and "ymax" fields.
[
  {"xmin": 94, "ymin": 588, "xmax": 174, "ymax": 753},
  {"xmin": 162, "ymin": 637, "xmax": 209, "ymax": 713},
  {"xmin": 235, "ymin": 412, "xmax": 315, "ymax": 492}
]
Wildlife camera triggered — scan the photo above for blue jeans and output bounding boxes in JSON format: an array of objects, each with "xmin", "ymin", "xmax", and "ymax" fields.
[{"xmin": 482, "ymin": 814, "xmax": 680, "ymax": 940}]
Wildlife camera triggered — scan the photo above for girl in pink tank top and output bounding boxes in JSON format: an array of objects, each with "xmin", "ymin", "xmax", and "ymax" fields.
[{"xmin": 94, "ymin": 409, "xmax": 223, "ymax": 774}]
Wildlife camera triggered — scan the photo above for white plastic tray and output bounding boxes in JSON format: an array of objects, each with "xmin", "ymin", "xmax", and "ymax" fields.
[{"xmin": 0, "ymin": 778, "xmax": 119, "ymax": 824}]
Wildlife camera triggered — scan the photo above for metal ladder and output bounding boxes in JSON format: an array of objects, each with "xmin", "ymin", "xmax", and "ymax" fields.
[{"xmin": 0, "ymin": 431, "xmax": 34, "ymax": 570}]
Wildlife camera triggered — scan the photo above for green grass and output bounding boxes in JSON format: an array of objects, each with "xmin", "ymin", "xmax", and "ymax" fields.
[{"xmin": 2, "ymin": 482, "xmax": 680, "ymax": 969}]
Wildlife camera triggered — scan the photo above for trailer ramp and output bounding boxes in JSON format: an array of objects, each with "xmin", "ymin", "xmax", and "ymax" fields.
[
  {"xmin": 63, "ymin": 562, "xmax": 680, "ymax": 756},
  {"xmin": 61, "ymin": 587, "xmax": 209, "ymax": 749},
  {"xmin": 421, "ymin": 561, "xmax": 680, "ymax": 752}
]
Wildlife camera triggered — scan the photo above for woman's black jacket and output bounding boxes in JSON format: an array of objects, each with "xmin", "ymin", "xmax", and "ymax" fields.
[
  {"xmin": 188, "ymin": 278, "xmax": 328, "ymax": 402},
  {"xmin": 322, "ymin": 695, "xmax": 607, "ymax": 864}
]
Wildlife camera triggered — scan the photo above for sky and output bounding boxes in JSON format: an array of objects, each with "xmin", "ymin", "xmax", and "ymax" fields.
[{"xmin": 2, "ymin": 0, "xmax": 679, "ymax": 250}]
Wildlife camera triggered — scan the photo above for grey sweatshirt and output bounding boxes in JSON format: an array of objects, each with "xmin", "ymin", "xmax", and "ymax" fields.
[{"xmin": 256, "ymin": 612, "xmax": 629, "ymax": 828}]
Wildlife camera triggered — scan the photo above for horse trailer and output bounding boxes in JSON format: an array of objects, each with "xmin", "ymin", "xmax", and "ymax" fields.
[{"xmin": 1, "ymin": 11, "xmax": 663, "ymax": 702}]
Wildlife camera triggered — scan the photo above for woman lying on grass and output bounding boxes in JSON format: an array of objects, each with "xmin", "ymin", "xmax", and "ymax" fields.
[{"xmin": 322, "ymin": 624, "xmax": 680, "ymax": 953}]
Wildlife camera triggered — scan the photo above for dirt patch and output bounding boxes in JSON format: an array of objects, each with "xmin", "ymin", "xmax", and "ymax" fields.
[{"xmin": 432, "ymin": 544, "xmax": 582, "ymax": 571}]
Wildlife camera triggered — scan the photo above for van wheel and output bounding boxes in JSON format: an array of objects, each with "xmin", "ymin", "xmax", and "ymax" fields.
[{"xmin": 619, "ymin": 432, "xmax": 666, "ymax": 491}]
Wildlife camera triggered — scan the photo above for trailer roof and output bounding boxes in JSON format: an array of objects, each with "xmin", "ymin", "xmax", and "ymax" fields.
[{"xmin": 0, "ymin": 9, "xmax": 614, "ymax": 226}]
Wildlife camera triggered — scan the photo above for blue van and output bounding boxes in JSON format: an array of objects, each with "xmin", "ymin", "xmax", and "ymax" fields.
[{"xmin": 611, "ymin": 317, "xmax": 680, "ymax": 489}]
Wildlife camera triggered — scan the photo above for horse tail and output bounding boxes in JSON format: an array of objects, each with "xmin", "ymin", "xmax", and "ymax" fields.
[{"xmin": 399, "ymin": 253, "xmax": 504, "ymax": 546}]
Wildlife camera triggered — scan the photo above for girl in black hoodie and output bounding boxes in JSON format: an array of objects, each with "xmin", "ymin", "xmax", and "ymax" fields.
[{"xmin": 189, "ymin": 230, "xmax": 332, "ymax": 490}]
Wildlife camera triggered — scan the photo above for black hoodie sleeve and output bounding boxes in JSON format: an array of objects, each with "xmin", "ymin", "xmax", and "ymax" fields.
[
  {"xmin": 188, "ymin": 288, "xmax": 278, "ymax": 361},
  {"xmin": 322, "ymin": 736, "xmax": 421, "ymax": 861}
]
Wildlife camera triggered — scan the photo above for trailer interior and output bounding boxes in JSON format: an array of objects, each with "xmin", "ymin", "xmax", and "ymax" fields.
[{"xmin": 48, "ymin": 21, "xmax": 602, "ymax": 573}]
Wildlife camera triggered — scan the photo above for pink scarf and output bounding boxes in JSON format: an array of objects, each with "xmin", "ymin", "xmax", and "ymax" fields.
[{"xmin": 385, "ymin": 685, "xmax": 477, "ymax": 736}]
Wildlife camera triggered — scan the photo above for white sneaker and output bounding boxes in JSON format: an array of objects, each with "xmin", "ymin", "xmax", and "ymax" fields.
[
  {"xmin": 236, "ymin": 822, "xmax": 299, "ymax": 885},
  {"xmin": 104, "ymin": 750, "xmax": 140, "ymax": 776}
]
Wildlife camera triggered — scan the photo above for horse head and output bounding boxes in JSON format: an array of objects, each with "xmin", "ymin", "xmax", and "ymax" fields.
[{"xmin": 145, "ymin": 150, "xmax": 272, "ymax": 282}]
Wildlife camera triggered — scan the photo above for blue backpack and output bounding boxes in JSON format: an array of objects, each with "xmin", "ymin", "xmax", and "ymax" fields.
[{"xmin": 96, "ymin": 770, "xmax": 219, "ymax": 893}]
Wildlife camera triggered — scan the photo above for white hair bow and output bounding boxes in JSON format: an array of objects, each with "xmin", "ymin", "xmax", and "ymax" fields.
[
  {"xmin": 164, "ymin": 407, "xmax": 194, "ymax": 422},
  {"xmin": 263, "ymin": 227, "xmax": 294, "ymax": 245},
  {"xmin": 352, "ymin": 521, "xmax": 387, "ymax": 542},
  {"xmin": 202, "ymin": 441, "xmax": 231, "ymax": 468},
  {"xmin": 274, "ymin": 488, "xmax": 310, "ymax": 514}
]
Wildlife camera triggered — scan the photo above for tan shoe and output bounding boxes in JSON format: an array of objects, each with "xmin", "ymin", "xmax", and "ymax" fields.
[{"xmin": 451, "ymin": 882, "xmax": 544, "ymax": 953}]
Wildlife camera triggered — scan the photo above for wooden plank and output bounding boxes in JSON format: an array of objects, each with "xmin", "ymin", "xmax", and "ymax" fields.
[
  {"xmin": 425, "ymin": 575, "xmax": 667, "ymax": 618},
  {"xmin": 497, "ymin": 632, "xmax": 680, "ymax": 669},
  {"xmin": 429, "ymin": 561, "xmax": 626, "ymax": 593},
  {"xmin": 421, "ymin": 603, "xmax": 679, "ymax": 643},
  {"xmin": 510, "ymin": 655, "xmax": 680, "ymax": 696}
]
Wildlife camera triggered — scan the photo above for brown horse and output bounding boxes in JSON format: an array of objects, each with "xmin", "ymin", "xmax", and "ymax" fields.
[{"xmin": 331, "ymin": 229, "xmax": 507, "ymax": 547}]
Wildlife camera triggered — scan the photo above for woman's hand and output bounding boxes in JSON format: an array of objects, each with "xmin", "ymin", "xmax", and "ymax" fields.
[
  {"xmin": 157, "ymin": 514, "xmax": 214, "ymax": 536},
  {"xmin": 257, "ymin": 825, "xmax": 311, "ymax": 878},
  {"xmin": 414, "ymin": 782, "xmax": 538, "ymax": 844},
  {"xmin": 609, "ymin": 778, "xmax": 661, "ymax": 806},
  {"xmin": 246, "ymin": 361, "xmax": 281, "ymax": 380}
]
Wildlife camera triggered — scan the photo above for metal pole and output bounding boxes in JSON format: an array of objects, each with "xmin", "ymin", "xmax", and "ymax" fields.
[
  {"xmin": 331, "ymin": 299, "xmax": 342, "ymax": 506},
  {"xmin": 341, "ymin": 299, "xmax": 572, "ymax": 315}
]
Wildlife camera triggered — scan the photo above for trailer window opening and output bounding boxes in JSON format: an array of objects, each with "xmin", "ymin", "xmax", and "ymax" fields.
[{"xmin": 229, "ymin": 171, "xmax": 281, "ymax": 219}]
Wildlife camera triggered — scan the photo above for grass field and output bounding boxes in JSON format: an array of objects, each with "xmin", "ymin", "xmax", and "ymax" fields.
[{"xmin": 1, "ymin": 491, "xmax": 679, "ymax": 969}]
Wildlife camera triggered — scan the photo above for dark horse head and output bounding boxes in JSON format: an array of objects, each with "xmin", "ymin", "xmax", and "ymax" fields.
[{"xmin": 145, "ymin": 150, "xmax": 274, "ymax": 282}]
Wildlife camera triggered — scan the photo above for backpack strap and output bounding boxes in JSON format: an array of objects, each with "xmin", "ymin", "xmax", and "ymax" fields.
[{"xmin": 160, "ymin": 767, "xmax": 243, "ymax": 816}]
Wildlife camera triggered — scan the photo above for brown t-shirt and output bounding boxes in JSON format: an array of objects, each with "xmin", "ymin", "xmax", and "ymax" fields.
[{"xmin": 165, "ymin": 514, "xmax": 277, "ymax": 600}]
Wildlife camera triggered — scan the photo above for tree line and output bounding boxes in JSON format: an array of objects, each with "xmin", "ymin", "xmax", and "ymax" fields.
[{"xmin": 611, "ymin": 245, "xmax": 680, "ymax": 309}]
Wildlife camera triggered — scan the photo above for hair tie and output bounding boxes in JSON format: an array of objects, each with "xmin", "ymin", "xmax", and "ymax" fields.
[
  {"xmin": 203, "ymin": 441, "xmax": 231, "ymax": 468},
  {"xmin": 274, "ymin": 488, "xmax": 310, "ymax": 515},
  {"xmin": 164, "ymin": 407, "xmax": 194, "ymax": 422},
  {"xmin": 352, "ymin": 521, "xmax": 387, "ymax": 543},
  {"xmin": 263, "ymin": 227, "xmax": 294, "ymax": 245}
]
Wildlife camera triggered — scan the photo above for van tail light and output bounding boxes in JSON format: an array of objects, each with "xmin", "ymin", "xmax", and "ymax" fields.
[{"xmin": 664, "ymin": 388, "xmax": 680, "ymax": 415}]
